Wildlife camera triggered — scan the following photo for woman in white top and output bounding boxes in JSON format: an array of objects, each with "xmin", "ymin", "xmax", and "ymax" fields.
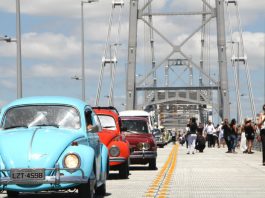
[{"xmin": 258, "ymin": 104, "xmax": 265, "ymax": 166}]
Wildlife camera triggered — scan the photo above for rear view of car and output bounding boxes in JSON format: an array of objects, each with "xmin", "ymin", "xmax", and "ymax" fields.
[{"xmin": 120, "ymin": 116, "xmax": 157, "ymax": 170}]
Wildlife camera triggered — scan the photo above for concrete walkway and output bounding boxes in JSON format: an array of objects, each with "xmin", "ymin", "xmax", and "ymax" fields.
[{"xmin": 170, "ymin": 144, "xmax": 265, "ymax": 198}]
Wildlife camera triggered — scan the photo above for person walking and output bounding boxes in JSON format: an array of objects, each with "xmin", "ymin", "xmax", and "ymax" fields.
[
  {"xmin": 195, "ymin": 129, "xmax": 206, "ymax": 153},
  {"xmin": 258, "ymin": 104, "xmax": 265, "ymax": 165},
  {"xmin": 218, "ymin": 122, "xmax": 225, "ymax": 148},
  {"xmin": 222, "ymin": 118, "xmax": 232, "ymax": 153},
  {"xmin": 203, "ymin": 120, "xmax": 215, "ymax": 148},
  {"xmin": 230, "ymin": 119, "xmax": 238, "ymax": 153},
  {"xmin": 187, "ymin": 117, "xmax": 198, "ymax": 154},
  {"xmin": 244, "ymin": 118, "xmax": 256, "ymax": 154}
]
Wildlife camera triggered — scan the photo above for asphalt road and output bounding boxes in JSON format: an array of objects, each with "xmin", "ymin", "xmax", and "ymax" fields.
[{"xmin": 0, "ymin": 144, "xmax": 173, "ymax": 198}]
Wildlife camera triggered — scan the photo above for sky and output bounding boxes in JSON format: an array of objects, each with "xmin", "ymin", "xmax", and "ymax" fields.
[{"xmin": 0, "ymin": 0, "xmax": 264, "ymax": 123}]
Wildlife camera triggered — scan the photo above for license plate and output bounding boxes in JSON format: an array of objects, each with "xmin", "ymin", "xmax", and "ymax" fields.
[{"xmin": 11, "ymin": 169, "xmax": 45, "ymax": 181}]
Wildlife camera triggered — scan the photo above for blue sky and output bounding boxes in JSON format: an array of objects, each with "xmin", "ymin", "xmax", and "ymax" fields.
[{"xmin": 0, "ymin": 0, "xmax": 264, "ymax": 123}]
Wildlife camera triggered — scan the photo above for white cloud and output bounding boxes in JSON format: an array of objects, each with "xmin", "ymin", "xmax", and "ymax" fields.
[
  {"xmin": 23, "ymin": 32, "xmax": 80, "ymax": 60},
  {"xmin": 0, "ymin": 0, "xmax": 115, "ymax": 19},
  {"xmin": 26, "ymin": 63, "xmax": 98, "ymax": 78},
  {"xmin": 0, "ymin": 32, "xmax": 81, "ymax": 60},
  {"xmin": 0, "ymin": 79, "xmax": 16, "ymax": 89}
]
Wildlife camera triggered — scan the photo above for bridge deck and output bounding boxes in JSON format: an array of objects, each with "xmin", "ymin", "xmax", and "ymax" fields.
[
  {"xmin": 1, "ymin": 144, "xmax": 265, "ymax": 198},
  {"xmin": 170, "ymin": 145, "xmax": 265, "ymax": 198}
]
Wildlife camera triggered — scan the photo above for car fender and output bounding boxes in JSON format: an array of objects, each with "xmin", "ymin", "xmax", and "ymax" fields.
[
  {"xmin": 57, "ymin": 145, "xmax": 95, "ymax": 179},
  {"xmin": 108, "ymin": 140, "xmax": 130, "ymax": 166},
  {"xmin": 100, "ymin": 144, "xmax": 109, "ymax": 174}
]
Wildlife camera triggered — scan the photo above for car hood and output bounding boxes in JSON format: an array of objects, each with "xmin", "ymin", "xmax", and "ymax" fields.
[
  {"xmin": 123, "ymin": 132, "xmax": 153, "ymax": 145},
  {"xmin": 98, "ymin": 129, "xmax": 118, "ymax": 146},
  {"xmin": 0, "ymin": 128, "xmax": 84, "ymax": 169}
]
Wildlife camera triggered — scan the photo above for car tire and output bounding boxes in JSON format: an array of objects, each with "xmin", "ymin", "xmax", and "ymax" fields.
[
  {"xmin": 78, "ymin": 179, "xmax": 95, "ymax": 198},
  {"xmin": 7, "ymin": 191, "xmax": 19, "ymax": 197},
  {"xmin": 149, "ymin": 158, "xmax": 157, "ymax": 170},
  {"xmin": 119, "ymin": 159, "xmax": 129, "ymax": 179},
  {"xmin": 95, "ymin": 183, "xmax": 106, "ymax": 196}
]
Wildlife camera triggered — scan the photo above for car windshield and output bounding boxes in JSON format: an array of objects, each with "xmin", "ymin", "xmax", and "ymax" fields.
[
  {"xmin": 121, "ymin": 120, "xmax": 148, "ymax": 133},
  {"xmin": 2, "ymin": 105, "xmax": 81, "ymax": 130},
  {"xmin": 98, "ymin": 115, "xmax": 116, "ymax": 130}
]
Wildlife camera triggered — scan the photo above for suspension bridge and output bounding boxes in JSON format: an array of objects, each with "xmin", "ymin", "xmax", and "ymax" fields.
[{"xmin": 95, "ymin": 0, "xmax": 256, "ymax": 130}]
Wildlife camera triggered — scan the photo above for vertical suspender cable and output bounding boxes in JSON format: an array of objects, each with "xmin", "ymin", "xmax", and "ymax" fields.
[
  {"xmin": 235, "ymin": 4, "xmax": 257, "ymax": 120},
  {"xmin": 109, "ymin": 4, "xmax": 124, "ymax": 105},
  {"xmin": 95, "ymin": 5, "xmax": 114, "ymax": 106}
]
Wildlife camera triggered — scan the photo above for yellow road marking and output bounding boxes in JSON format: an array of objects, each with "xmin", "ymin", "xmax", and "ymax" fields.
[{"xmin": 144, "ymin": 144, "xmax": 179, "ymax": 198}]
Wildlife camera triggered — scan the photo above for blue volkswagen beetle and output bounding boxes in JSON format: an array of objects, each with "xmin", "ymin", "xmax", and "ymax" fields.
[{"xmin": 0, "ymin": 96, "xmax": 109, "ymax": 197}]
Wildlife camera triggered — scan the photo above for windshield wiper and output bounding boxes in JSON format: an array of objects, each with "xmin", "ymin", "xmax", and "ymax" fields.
[
  {"xmin": 4, "ymin": 125, "xmax": 28, "ymax": 130},
  {"xmin": 32, "ymin": 124, "xmax": 59, "ymax": 128},
  {"xmin": 103, "ymin": 126, "xmax": 116, "ymax": 128}
]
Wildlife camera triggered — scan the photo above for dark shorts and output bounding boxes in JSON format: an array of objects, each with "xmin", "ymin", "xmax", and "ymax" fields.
[{"xmin": 245, "ymin": 133, "xmax": 255, "ymax": 140}]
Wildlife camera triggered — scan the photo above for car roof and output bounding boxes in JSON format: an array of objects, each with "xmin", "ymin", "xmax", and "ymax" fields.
[
  {"xmin": 1, "ymin": 96, "xmax": 88, "ymax": 112},
  {"xmin": 119, "ymin": 110, "xmax": 150, "ymax": 117},
  {"xmin": 120, "ymin": 116, "xmax": 149, "ymax": 122}
]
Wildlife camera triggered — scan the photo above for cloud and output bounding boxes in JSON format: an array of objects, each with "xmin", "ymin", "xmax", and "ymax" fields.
[
  {"xmin": 23, "ymin": 32, "xmax": 80, "ymax": 60},
  {"xmin": 0, "ymin": 0, "xmax": 115, "ymax": 19},
  {"xmin": 26, "ymin": 63, "xmax": 98, "ymax": 78},
  {"xmin": 0, "ymin": 32, "xmax": 81, "ymax": 60}
]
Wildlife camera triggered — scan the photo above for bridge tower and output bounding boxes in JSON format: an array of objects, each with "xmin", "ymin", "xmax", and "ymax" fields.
[{"xmin": 126, "ymin": 0, "xmax": 230, "ymax": 126}]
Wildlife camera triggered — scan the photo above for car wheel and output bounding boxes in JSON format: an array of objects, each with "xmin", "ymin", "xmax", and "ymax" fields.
[
  {"xmin": 149, "ymin": 158, "xmax": 157, "ymax": 170},
  {"xmin": 7, "ymin": 191, "xmax": 19, "ymax": 197},
  {"xmin": 95, "ymin": 183, "xmax": 106, "ymax": 196},
  {"xmin": 119, "ymin": 159, "xmax": 129, "ymax": 179},
  {"xmin": 78, "ymin": 179, "xmax": 95, "ymax": 198}
]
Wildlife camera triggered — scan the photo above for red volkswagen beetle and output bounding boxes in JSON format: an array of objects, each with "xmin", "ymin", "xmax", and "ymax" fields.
[
  {"xmin": 93, "ymin": 107, "xmax": 130, "ymax": 179},
  {"xmin": 120, "ymin": 116, "xmax": 157, "ymax": 170}
]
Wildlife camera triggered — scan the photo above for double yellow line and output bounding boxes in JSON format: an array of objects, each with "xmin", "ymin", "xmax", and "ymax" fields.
[{"xmin": 145, "ymin": 144, "xmax": 179, "ymax": 198}]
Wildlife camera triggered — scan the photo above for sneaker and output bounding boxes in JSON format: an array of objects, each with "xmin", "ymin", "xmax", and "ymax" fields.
[
  {"xmin": 192, "ymin": 152, "xmax": 195, "ymax": 154},
  {"xmin": 187, "ymin": 152, "xmax": 190, "ymax": 155},
  {"xmin": 248, "ymin": 151, "xmax": 254, "ymax": 154},
  {"xmin": 226, "ymin": 151, "xmax": 232, "ymax": 153},
  {"xmin": 243, "ymin": 150, "xmax": 248, "ymax": 154}
]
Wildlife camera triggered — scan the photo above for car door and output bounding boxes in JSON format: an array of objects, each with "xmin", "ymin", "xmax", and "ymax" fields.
[{"xmin": 85, "ymin": 107, "xmax": 102, "ymax": 181}]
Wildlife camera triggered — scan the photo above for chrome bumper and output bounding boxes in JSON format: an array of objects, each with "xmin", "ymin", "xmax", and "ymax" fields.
[
  {"xmin": 0, "ymin": 165, "xmax": 89, "ymax": 185},
  {"xmin": 130, "ymin": 151, "xmax": 157, "ymax": 159},
  {"xmin": 110, "ymin": 157, "xmax": 126, "ymax": 163}
]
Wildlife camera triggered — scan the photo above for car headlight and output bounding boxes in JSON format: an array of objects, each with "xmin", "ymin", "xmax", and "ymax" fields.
[
  {"xmin": 137, "ymin": 142, "xmax": 150, "ymax": 151},
  {"xmin": 109, "ymin": 146, "xmax": 120, "ymax": 157},
  {"xmin": 63, "ymin": 153, "xmax": 81, "ymax": 169}
]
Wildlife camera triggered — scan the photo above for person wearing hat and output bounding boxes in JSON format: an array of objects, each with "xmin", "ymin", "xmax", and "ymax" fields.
[
  {"xmin": 244, "ymin": 118, "xmax": 256, "ymax": 154},
  {"xmin": 258, "ymin": 104, "xmax": 265, "ymax": 165}
]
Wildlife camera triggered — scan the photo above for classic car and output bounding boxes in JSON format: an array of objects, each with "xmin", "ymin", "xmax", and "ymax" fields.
[
  {"xmin": 119, "ymin": 110, "xmax": 154, "ymax": 130},
  {"xmin": 120, "ymin": 116, "xmax": 157, "ymax": 170},
  {"xmin": 0, "ymin": 96, "xmax": 109, "ymax": 197},
  {"xmin": 93, "ymin": 107, "xmax": 130, "ymax": 179}
]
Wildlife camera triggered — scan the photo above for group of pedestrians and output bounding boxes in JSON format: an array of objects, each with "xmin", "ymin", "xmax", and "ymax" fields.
[{"xmin": 179, "ymin": 104, "xmax": 265, "ymax": 165}]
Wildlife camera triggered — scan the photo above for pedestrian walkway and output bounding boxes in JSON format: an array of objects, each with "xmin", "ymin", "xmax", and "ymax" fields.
[{"xmin": 169, "ymin": 144, "xmax": 265, "ymax": 198}]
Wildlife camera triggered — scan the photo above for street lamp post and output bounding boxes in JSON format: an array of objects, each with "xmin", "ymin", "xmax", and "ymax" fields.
[
  {"xmin": 81, "ymin": 0, "xmax": 98, "ymax": 102},
  {"xmin": 16, "ymin": 0, "xmax": 22, "ymax": 98}
]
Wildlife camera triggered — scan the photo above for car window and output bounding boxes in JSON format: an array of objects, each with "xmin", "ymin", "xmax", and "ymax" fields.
[
  {"xmin": 121, "ymin": 120, "xmax": 148, "ymax": 133},
  {"xmin": 2, "ymin": 105, "xmax": 81, "ymax": 130},
  {"xmin": 98, "ymin": 115, "xmax": 116, "ymax": 130}
]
